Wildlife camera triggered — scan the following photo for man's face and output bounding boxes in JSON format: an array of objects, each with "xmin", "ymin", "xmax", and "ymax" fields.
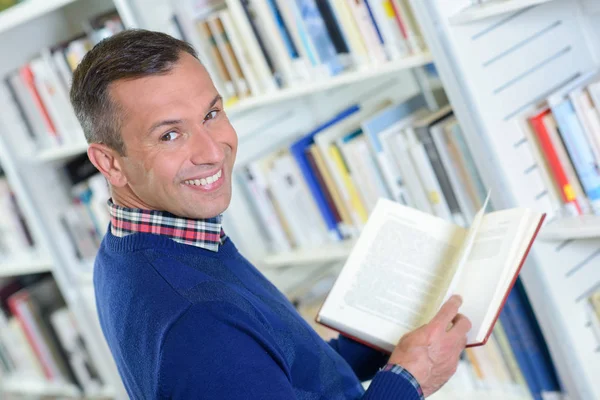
[{"xmin": 109, "ymin": 52, "xmax": 237, "ymax": 219}]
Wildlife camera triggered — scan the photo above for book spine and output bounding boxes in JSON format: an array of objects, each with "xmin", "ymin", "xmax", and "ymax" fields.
[
  {"xmin": 414, "ymin": 126, "xmax": 465, "ymax": 225},
  {"xmin": 207, "ymin": 15, "xmax": 250, "ymax": 98},
  {"xmin": 197, "ymin": 20, "xmax": 237, "ymax": 100},
  {"xmin": 550, "ymin": 100, "xmax": 600, "ymax": 213},
  {"xmin": 345, "ymin": 0, "xmax": 388, "ymax": 64},
  {"xmin": 391, "ymin": 0, "xmax": 425, "ymax": 53},
  {"xmin": 314, "ymin": 0, "xmax": 350, "ymax": 58},
  {"xmin": 242, "ymin": 164, "xmax": 293, "ymax": 252},
  {"xmin": 18, "ymin": 65, "xmax": 60, "ymax": 145},
  {"xmin": 224, "ymin": 0, "xmax": 278, "ymax": 92},
  {"xmin": 363, "ymin": 0, "xmax": 394, "ymax": 58},
  {"xmin": 529, "ymin": 110, "xmax": 581, "ymax": 215},
  {"xmin": 218, "ymin": 10, "xmax": 262, "ymax": 96},
  {"xmin": 310, "ymin": 145, "xmax": 356, "ymax": 238},
  {"xmin": 327, "ymin": 0, "xmax": 370, "ymax": 66},
  {"xmin": 329, "ymin": 144, "xmax": 369, "ymax": 227},
  {"xmin": 507, "ymin": 282, "xmax": 562, "ymax": 395},
  {"xmin": 293, "ymin": 0, "xmax": 345, "ymax": 76},
  {"xmin": 498, "ymin": 306, "xmax": 543, "ymax": 400}
]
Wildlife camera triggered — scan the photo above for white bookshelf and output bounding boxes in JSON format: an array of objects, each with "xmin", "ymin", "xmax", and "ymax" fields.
[
  {"xmin": 261, "ymin": 240, "xmax": 355, "ymax": 269},
  {"xmin": 449, "ymin": 0, "xmax": 555, "ymax": 24},
  {"xmin": 541, "ymin": 215, "xmax": 600, "ymax": 241},
  {"xmin": 0, "ymin": 252, "xmax": 52, "ymax": 277},
  {"xmin": 0, "ymin": 0, "xmax": 78, "ymax": 35},
  {"xmin": 1, "ymin": 376, "xmax": 81, "ymax": 398},
  {"xmin": 229, "ymin": 53, "xmax": 433, "ymax": 114},
  {"xmin": 37, "ymin": 142, "xmax": 89, "ymax": 163}
]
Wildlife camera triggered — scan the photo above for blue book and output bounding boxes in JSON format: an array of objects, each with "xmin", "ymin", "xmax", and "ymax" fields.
[
  {"xmin": 551, "ymin": 99, "xmax": 600, "ymax": 210},
  {"xmin": 265, "ymin": 0, "xmax": 299, "ymax": 60},
  {"xmin": 499, "ymin": 302, "xmax": 542, "ymax": 400},
  {"xmin": 293, "ymin": 0, "xmax": 344, "ymax": 76},
  {"xmin": 290, "ymin": 105, "xmax": 360, "ymax": 240},
  {"xmin": 511, "ymin": 280, "xmax": 562, "ymax": 394}
]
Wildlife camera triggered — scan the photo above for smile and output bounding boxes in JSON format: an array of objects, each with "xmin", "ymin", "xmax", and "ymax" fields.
[{"xmin": 183, "ymin": 169, "xmax": 223, "ymax": 188}]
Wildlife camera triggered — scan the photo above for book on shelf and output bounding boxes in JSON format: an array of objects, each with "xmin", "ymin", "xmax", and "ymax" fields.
[
  {"xmin": 2, "ymin": 11, "xmax": 124, "ymax": 154},
  {"xmin": 316, "ymin": 194, "xmax": 545, "ymax": 350},
  {"xmin": 0, "ymin": 276, "xmax": 103, "ymax": 392},
  {"xmin": 0, "ymin": 173, "xmax": 36, "ymax": 260}
]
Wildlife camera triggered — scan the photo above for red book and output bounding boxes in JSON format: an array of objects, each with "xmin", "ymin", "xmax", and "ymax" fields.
[
  {"xmin": 529, "ymin": 109, "xmax": 582, "ymax": 214},
  {"xmin": 316, "ymin": 198, "xmax": 546, "ymax": 350},
  {"xmin": 19, "ymin": 65, "xmax": 58, "ymax": 140}
]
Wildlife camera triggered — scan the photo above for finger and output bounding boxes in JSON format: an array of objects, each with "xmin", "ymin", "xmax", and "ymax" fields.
[
  {"xmin": 431, "ymin": 295, "xmax": 462, "ymax": 329},
  {"xmin": 449, "ymin": 314, "xmax": 472, "ymax": 335}
]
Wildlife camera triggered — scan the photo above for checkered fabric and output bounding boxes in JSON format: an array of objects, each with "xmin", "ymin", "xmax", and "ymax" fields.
[
  {"xmin": 108, "ymin": 199, "xmax": 226, "ymax": 252},
  {"xmin": 381, "ymin": 364, "xmax": 424, "ymax": 399}
]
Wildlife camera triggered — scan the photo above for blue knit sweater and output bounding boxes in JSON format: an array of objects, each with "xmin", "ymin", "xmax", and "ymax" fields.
[{"xmin": 94, "ymin": 229, "xmax": 422, "ymax": 399}]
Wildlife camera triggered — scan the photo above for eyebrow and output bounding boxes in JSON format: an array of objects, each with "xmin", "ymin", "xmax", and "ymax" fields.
[{"xmin": 146, "ymin": 94, "xmax": 223, "ymax": 136}]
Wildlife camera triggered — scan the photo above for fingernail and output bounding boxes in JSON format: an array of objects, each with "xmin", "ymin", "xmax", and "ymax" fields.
[{"xmin": 453, "ymin": 295, "xmax": 463, "ymax": 305}]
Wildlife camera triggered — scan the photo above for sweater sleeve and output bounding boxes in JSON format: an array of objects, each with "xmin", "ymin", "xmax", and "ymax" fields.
[
  {"xmin": 158, "ymin": 302, "xmax": 297, "ymax": 400},
  {"xmin": 328, "ymin": 334, "xmax": 389, "ymax": 381}
]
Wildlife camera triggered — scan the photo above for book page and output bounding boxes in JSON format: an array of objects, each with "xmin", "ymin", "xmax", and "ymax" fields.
[
  {"xmin": 318, "ymin": 199, "xmax": 466, "ymax": 351},
  {"xmin": 452, "ymin": 209, "xmax": 533, "ymax": 343}
]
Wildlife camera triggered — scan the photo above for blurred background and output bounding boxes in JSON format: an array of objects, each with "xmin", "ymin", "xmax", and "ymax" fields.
[{"xmin": 0, "ymin": 0, "xmax": 599, "ymax": 399}]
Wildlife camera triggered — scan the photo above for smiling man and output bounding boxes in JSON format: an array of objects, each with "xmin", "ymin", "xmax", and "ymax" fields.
[{"xmin": 71, "ymin": 30, "xmax": 470, "ymax": 399}]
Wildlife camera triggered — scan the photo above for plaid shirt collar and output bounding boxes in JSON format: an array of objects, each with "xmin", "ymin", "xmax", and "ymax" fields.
[{"xmin": 108, "ymin": 199, "xmax": 226, "ymax": 252}]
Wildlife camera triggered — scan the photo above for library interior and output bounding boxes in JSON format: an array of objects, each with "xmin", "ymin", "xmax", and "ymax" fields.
[{"xmin": 0, "ymin": 0, "xmax": 599, "ymax": 399}]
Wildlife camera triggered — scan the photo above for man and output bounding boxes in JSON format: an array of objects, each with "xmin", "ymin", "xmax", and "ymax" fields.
[{"xmin": 71, "ymin": 29, "xmax": 471, "ymax": 399}]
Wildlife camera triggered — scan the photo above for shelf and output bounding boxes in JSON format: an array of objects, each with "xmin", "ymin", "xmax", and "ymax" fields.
[
  {"xmin": 1, "ymin": 376, "xmax": 81, "ymax": 397},
  {"xmin": 0, "ymin": 253, "xmax": 53, "ymax": 277},
  {"xmin": 37, "ymin": 142, "xmax": 88, "ymax": 163},
  {"xmin": 227, "ymin": 52, "xmax": 433, "ymax": 115},
  {"xmin": 261, "ymin": 240, "xmax": 355, "ymax": 268},
  {"xmin": 0, "ymin": 0, "xmax": 78, "ymax": 34},
  {"xmin": 33, "ymin": 53, "xmax": 432, "ymax": 163},
  {"xmin": 540, "ymin": 215, "xmax": 600, "ymax": 241},
  {"xmin": 449, "ymin": 0, "xmax": 555, "ymax": 24}
]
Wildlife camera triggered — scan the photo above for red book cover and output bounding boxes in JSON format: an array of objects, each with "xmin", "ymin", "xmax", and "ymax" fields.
[
  {"xmin": 18, "ymin": 65, "xmax": 59, "ymax": 140},
  {"xmin": 529, "ymin": 109, "xmax": 582, "ymax": 214}
]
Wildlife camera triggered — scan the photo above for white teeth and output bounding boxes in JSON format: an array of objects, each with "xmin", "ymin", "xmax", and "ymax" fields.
[{"xmin": 185, "ymin": 170, "xmax": 222, "ymax": 187}]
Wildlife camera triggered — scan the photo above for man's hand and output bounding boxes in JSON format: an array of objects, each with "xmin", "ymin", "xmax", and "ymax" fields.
[{"xmin": 388, "ymin": 295, "xmax": 471, "ymax": 397}]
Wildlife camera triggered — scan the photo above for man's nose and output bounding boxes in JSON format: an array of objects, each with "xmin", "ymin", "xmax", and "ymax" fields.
[{"xmin": 189, "ymin": 129, "xmax": 224, "ymax": 166}]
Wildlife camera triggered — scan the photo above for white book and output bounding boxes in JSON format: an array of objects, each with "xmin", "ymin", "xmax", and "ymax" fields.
[
  {"xmin": 344, "ymin": 0, "xmax": 388, "ymax": 64},
  {"xmin": 327, "ymin": 0, "xmax": 369, "ymax": 67},
  {"xmin": 391, "ymin": 0, "xmax": 426, "ymax": 54},
  {"xmin": 338, "ymin": 137, "xmax": 380, "ymax": 213},
  {"xmin": 570, "ymin": 88, "xmax": 600, "ymax": 165},
  {"xmin": 6, "ymin": 317, "xmax": 45, "ymax": 379},
  {"xmin": 405, "ymin": 127, "xmax": 453, "ymax": 220},
  {"xmin": 0, "ymin": 179, "xmax": 30, "ymax": 255},
  {"xmin": 430, "ymin": 116, "xmax": 479, "ymax": 222},
  {"xmin": 244, "ymin": 162, "xmax": 293, "ymax": 252},
  {"xmin": 366, "ymin": 0, "xmax": 410, "ymax": 59},
  {"xmin": 225, "ymin": 0, "xmax": 279, "ymax": 92},
  {"xmin": 269, "ymin": 153, "xmax": 330, "ymax": 248},
  {"xmin": 250, "ymin": 0, "xmax": 301, "ymax": 85},
  {"xmin": 218, "ymin": 10, "xmax": 262, "ymax": 96},
  {"xmin": 51, "ymin": 49, "xmax": 73, "ymax": 90},
  {"xmin": 207, "ymin": 15, "xmax": 249, "ymax": 98},
  {"xmin": 317, "ymin": 196, "xmax": 545, "ymax": 350},
  {"xmin": 32, "ymin": 54, "xmax": 83, "ymax": 145},
  {"xmin": 385, "ymin": 125, "xmax": 433, "ymax": 213}
]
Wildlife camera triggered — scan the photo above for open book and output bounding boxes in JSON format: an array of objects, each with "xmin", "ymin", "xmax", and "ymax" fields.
[{"xmin": 317, "ymin": 195, "xmax": 545, "ymax": 350}]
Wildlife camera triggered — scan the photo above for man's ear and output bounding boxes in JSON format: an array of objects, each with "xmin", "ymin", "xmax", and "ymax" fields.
[{"xmin": 88, "ymin": 144, "xmax": 128, "ymax": 188}]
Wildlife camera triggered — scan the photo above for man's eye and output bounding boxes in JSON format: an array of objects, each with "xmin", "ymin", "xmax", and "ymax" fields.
[
  {"xmin": 204, "ymin": 110, "xmax": 218, "ymax": 122},
  {"xmin": 160, "ymin": 131, "xmax": 179, "ymax": 141}
]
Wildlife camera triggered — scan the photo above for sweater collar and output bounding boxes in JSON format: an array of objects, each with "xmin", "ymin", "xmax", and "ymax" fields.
[{"xmin": 108, "ymin": 199, "xmax": 226, "ymax": 252}]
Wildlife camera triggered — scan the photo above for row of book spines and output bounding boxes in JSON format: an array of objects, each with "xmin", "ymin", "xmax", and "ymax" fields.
[
  {"xmin": 0, "ymin": 281, "xmax": 103, "ymax": 392},
  {"xmin": 2, "ymin": 15, "xmax": 123, "ymax": 151},
  {"xmin": 0, "ymin": 177, "xmax": 35, "ymax": 256},
  {"xmin": 521, "ymin": 75, "xmax": 600, "ymax": 217},
  {"xmin": 180, "ymin": 0, "xmax": 425, "ymax": 101},
  {"xmin": 239, "ymin": 103, "xmax": 484, "ymax": 252}
]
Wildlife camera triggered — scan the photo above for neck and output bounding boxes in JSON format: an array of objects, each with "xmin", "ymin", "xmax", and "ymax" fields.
[{"xmin": 111, "ymin": 186, "xmax": 154, "ymax": 210}]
